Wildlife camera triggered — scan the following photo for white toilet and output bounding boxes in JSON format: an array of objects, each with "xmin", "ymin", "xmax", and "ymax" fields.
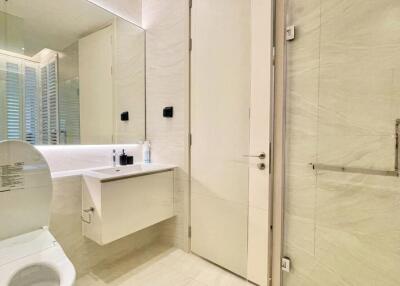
[{"xmin": 0, "ymin": 140, "xmax": 76, "ymax": 286}]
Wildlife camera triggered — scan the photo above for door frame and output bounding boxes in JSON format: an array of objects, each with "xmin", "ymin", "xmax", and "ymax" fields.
[{"xmin": 270, "ymin": 0, "xmax": 287, "ymax": 285}]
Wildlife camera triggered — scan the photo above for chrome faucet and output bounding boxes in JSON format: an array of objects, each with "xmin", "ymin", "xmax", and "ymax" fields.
[{"xmin": 113, "ymin": 149, "xmax": 117, "ymax": 167}]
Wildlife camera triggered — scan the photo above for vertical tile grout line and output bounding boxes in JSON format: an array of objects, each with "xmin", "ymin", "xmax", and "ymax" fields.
[
  {"xmin": 188, "ymin": 0, "xmax": 193, "ymax": 254},
  {"xmin": 313, "ymin": 0, "xmax": 323, "ymax": 257}
]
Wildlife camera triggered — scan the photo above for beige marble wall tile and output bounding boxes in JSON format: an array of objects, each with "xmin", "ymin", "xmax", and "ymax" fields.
[
  {"xmin": 142, "ymin": 0, "xmax": 190, "ymax": 250},
  {"xmin": 317, "ymin": 135, "xmax": 395, "ymax": 170},
  {"xmin": 284, "ymin": 0, "xmax": 400, "ymax": 285},
  {"xmin": 318, "ymin": 0, "xmax": 400, "ymax": 137},
  {"xmin": 285, "ymin": 172, "xmax": 400, "ymax": 283},
  {"xmin": 284, "ymin": 1, "xmax": 321, "ymax": 283},
  {"xmin": 285, "ymin": 164, "xmax": 316, "ymax": 219}
]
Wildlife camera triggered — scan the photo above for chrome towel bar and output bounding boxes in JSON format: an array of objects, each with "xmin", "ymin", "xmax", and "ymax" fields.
[
  {"xmin": 309, "ymin": 119, "xmax": 400, "ymax": 178},
  {"xmin": 310, "ymin": 163, "xmax": 399, "ymax": 177}
]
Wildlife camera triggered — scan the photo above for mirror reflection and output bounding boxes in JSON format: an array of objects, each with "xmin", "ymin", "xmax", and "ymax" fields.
[{"xmin": 0, "ymin": 0, "xmax": 145, "ymax": 145}]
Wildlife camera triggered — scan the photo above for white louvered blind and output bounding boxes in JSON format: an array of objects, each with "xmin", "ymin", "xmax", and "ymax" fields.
[
  {"xmin": 24, "ymin": 65, "xmax": 39, "ymax": 144},
  {"xmin": 6, "ymin": 62, "xmax": 22, "ymax": 140},
  {"xmin": 48, "ymin": 61, "xmax": 59, "ymax": 144},
  {"xmin": 1, "ymin": 58, "xmax": 41, "ymax": 144},
  {"xmin": 0, "ymin": 53, "xmax": 58, "ymax": 145},
  {"xmin": 40, "ymin": 65, "xmax": 49, "ymax": 144},
  {"xmin": 40, "ymin": 59, "xmax": 59, "ymax": 145}
]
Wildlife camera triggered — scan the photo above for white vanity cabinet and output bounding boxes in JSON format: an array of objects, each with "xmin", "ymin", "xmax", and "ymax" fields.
[{"xmin": 82, "ymin": 169, "xmax": 174, "ymax": 245}]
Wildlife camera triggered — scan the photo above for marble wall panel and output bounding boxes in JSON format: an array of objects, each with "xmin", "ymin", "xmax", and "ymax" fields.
[
  {"xmin": 142, "ymin": 0, "xmax": 190, "ymax": 250},
  {"xmin": 284, "ymin": 0, "xmax": 400, "ymax": 285},
  {"xmin": 283, "ymin": 0, "xmax": 321, "ymax": 278}
]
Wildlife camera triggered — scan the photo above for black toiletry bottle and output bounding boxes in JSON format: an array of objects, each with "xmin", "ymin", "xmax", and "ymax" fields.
[{"xmin": 119, "ymin": 149, "xmax": 128, "ymax": 166}]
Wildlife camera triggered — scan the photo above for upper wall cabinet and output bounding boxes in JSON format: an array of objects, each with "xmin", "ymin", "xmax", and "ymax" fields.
[{"xmin": 0, "ymin": 0, "xmax": 145, "ymax": 145}]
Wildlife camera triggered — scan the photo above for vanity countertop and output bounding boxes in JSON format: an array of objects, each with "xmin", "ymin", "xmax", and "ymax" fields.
[
  {"xmin": 83, "ymin": 164, "xmax": 176, "ymax": 182},
  {"xmin": 51, "ymin": 163, "xmax": 176, "ymax": 181}
]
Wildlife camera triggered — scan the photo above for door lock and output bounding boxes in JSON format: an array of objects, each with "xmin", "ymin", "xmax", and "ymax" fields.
[{"xmin": 257, "ymin": 163, "xmax": 266, "ymax": 170}]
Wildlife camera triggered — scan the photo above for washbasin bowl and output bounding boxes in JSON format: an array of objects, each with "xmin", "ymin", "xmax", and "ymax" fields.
[{"xmin": 93, "ymin": 165, "xmax": 143, "ymax": 175}]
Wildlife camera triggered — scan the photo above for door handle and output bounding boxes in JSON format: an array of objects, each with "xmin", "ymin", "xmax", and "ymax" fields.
[{"xmin": 243, "ymin": 152, "xmax": 266, "ymax": 160}]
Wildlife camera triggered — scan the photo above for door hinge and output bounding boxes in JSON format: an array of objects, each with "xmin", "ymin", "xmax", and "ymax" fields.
[
  {"xmin": 188, "ymin": 226, "xmax": 192, "ymax": 238},
  {"xmin": 189, "ymin": 133, "xmax": 192, "ymax": 146},
  {"xmin": 281, "ymin": 257, "xmax": 291, "ymax": 272},
  {"xmin": 286, "ymin": 25, "xmax": 296, "ymax": 41},
  {"xmin": 189, "ymin": 0, "xmax": 192, "ymax": 9},
  {"xmin": 189, "ymin": 38, "xmax": 193, "ymax": 51}
]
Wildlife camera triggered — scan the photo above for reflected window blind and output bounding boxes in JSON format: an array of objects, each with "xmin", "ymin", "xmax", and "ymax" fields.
[
  {"xmin": 41, "ymin": 65, "xmax": 49, "ymax": 144},
  {"xmin": 6, "ymin": 62, "xmax": 22, "ymax": 140},
  {"xmin": 48, "ymin": 62, "xmax": 59, "ymax": 144},
  {"xmin": 1, "ymin": 56, "xmax": 57, "ymax": 145},
  {"xmin": 24, "ymin": 66, "xmax": 39, "ymax": 144},
  {"xmin": 40, "ymin": 60, "xmax": 59, "ymax": 145}
]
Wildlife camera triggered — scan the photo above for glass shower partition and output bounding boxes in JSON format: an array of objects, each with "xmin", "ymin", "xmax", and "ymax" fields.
[{"xmin": 283, "ymin": 1, "xmax": 400, "ymax": 285}]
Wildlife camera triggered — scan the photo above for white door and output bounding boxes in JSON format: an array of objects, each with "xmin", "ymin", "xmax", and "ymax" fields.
[{"xmin": 190, "ymin": 0, "xmax": 272, "ymax": 284}]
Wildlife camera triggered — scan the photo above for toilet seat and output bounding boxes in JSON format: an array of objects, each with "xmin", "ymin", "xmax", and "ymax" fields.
[
  {"xmin": 0, "ymin": 140, "xmax": 53, "ymax": 240},
  {"xmin": 0, "ymin": 141, "xmax": 75, "ymax": 286},
  {"xmin": 0, "ymin": 229, "xmax": 76, "ymax": 286}
]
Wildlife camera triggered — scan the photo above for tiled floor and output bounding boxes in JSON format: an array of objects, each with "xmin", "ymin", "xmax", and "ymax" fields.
[{"xmin": 75, "ymin": 244, "xmax": 254, "ymax": 286}]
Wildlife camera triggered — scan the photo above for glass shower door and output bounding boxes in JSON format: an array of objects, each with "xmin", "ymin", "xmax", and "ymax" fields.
[{"xmin": 283, "ymin": 1, "xmax": 400, "ymax": 285}]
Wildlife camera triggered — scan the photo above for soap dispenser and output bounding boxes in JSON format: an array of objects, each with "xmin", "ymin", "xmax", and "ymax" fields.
[
  {"xmin": 119, "ymin": 149, "xmax": 128, "ymax": 166},
  {"xmin": 143, "ymin": 141, "xmax": 151, "ymax": 163}
]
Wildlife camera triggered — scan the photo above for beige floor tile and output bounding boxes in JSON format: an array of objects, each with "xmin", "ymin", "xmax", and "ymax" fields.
[{"xmin": 75, "ymin": 245, "xmax": 253, "ymax": 286}]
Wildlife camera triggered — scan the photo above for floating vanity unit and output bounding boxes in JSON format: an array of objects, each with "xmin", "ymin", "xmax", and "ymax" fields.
[{"xmin": 82, "ymin": 164, "xmax": 175, "ymax": 245}]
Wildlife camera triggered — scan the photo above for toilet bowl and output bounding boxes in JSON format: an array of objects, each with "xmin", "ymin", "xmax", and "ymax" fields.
[
  {"xmin": 0, "ymin": 229, "xmax": 76, "ymax": 286},
  {"xmin": 0, "ymin": 140, "xmax": 76, "ymax": 286}
]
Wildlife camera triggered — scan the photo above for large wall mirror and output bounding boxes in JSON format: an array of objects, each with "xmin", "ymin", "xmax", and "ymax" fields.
[{"xmin": 0, "ymin": 0, "xmax": 145, "ymax": 145}]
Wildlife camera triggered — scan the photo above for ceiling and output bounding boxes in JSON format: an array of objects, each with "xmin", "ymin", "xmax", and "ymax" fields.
[{"xmin": 0, "ymin": 0, "xmax": 116, "ymax": 56}]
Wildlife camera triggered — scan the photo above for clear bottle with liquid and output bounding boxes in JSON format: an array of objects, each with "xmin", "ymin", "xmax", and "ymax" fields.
[{"xmin": 143, "ymin": 141, "xmax": 151, "ymax": 164}]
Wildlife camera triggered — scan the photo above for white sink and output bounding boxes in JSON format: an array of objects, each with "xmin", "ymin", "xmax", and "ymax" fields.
[
  {"xmin": 93, "ymin": 165, "xmax": 143, "ymax": 175},
  {"xmin": 84, "ymin": 163, "xmax": 175, "ymax": 182}
]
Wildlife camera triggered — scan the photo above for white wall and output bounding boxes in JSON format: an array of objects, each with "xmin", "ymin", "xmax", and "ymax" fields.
[{"xmin": 88, "ymin": 0, "xmax": 142, "ymax": 26}]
